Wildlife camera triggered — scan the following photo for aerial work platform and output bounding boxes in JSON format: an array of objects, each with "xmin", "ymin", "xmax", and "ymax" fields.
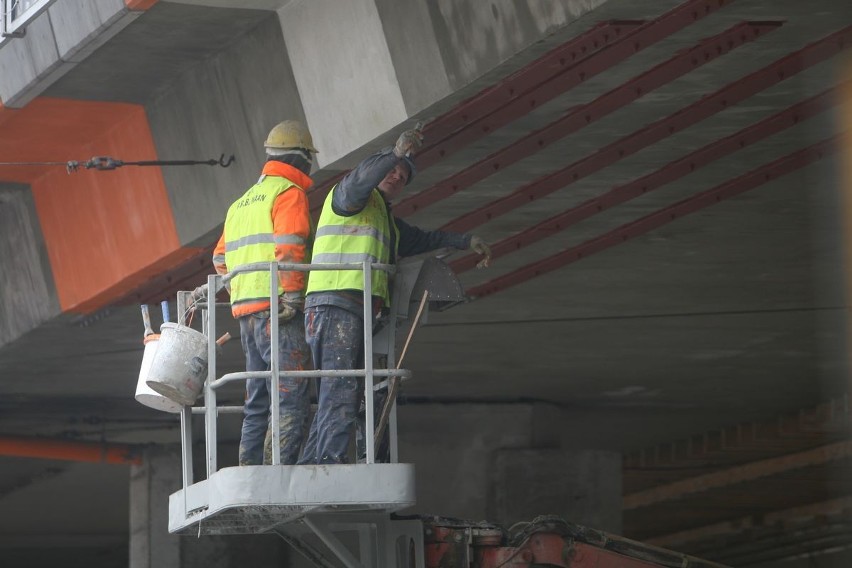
[
  {"xmin": 142, "ymin": 258, "xmax": 731, "ymax": 568},
  {"xmin": 168, "ymin": 463, "xmax": 416, "ymax": 535},
  {"xmin": 142, "ymin": 258, "xmax": 462, "ymax": 567}
]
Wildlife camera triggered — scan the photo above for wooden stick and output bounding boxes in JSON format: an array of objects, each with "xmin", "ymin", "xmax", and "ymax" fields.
[{"xmin": 374, "ymin": 289, "xmax": 429, "ymax": 448}]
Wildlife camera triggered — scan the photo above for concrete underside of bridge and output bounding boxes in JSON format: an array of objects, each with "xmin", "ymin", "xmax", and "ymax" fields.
[{"xmin": 1, "ymin": 0, "xmax": 852, "ymax": 566}]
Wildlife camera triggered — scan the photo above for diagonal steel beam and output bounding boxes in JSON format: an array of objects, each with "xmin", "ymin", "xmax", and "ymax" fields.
[
  {"xmin": 467, "ymin": 137, "xmax": 838, "ymax": 299},
  {"xmin": 397, "ymin": 20, "xmax": 778, "ymax": 219},
  {"xmin": 394, "ymin": 1, "xmax": 750, "ymax": 218},
  {"xmin": 307, "ymin": 20, "xmax": 644, "ymax": 213},
  {"xmin": 644, "ymin": 496, "xmax": 852, "ymax": 549},
  {"xmin": 440, "ymin": 25, "xmax": 852, "ymax": 235},
  {"xmin": 311, "ymin": 0, "xmax": 736, "ymax": 214},
  {"xmin": 422, "ymin": 20, "xmax": 644, "ymax": 151},
  {"xmin": 413, "ymin": 0, "xmax": 739, "ymax": 171},
  {"xmin": 450, "ymin": 86, "xmax": 842, "ymax": 273},
  {"xmin": 623, "ymin": 438, "xmax": 852, "ymax": 510}
]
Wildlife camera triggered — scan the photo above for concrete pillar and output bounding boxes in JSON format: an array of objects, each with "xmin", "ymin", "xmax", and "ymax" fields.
[
  {"xmin": 489, "ymin": 448, "xmax": 622, "ymax": 533},
  {"xmin": 129, "ymin": 446, "xmax": 182, "ymax": 568},
  {"xmin": 129, "ymin": 444, "xmax": 289, "ymax": 568},
  {"xmin": 399, "ymin": 404, "xmax": 621, "ymax": 532}
]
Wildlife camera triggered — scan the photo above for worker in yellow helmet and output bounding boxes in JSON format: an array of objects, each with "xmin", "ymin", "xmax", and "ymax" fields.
[
  {"xmin": 212, "ymin": 120, "xmax": 317, "ymax": 465},
  {"xmin": 297, "ymin": 125, "xmax": 492, "ymax": 465}
]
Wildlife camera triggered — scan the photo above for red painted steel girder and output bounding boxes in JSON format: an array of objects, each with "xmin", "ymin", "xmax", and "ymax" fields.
[
  {"xmin": 111, "ymin": 245, "xmax": 214, "ymax": 306},
  {"xmin": 308, "ymin": 19, "xmax": 643, "ymax": 214},
  {"xmin": 414, "ymin": 0, "xmax": 738, "ymax": 171},
  {"xmin": 440, "ymin": 25, "xmax": 852, "ymax": 234},
  {"xmin": 397, "ymin": 20, "xmax": 778, "ymax": 219},
  {"xmin": 312, "ymin": 0, "xmax": 734, "ymax": 215},
  {"xmin": 467, "ymin": 137, "xmax": 838, "ymax": 300},
  {"xmin": 423, "ymin": 20, "xmax": 644, "ymax": 149},
  {"xmin": 449, "ymin": 86, "xmax": 841, "ymax": 273}
]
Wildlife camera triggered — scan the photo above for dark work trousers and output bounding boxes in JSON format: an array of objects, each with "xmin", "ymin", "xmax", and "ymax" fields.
[
  {"xmin": 238, "ymin": 311, "xmax": 311, "ymax": 466},
  {"xmin": 298, "ymin": 305, "xmax": 364, "ymax": 464}
]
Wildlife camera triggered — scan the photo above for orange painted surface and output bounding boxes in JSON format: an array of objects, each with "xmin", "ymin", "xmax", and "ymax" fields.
[
  {"xmin": 0, "ymin": 101, "xmax": 16, "ymax": 130},
  {"xmin": 126, "ymin": 0, "xmax": 159, "ymax": 10},
  {"xmin": 0, "ymin": 97, "xmax": 185, "ymax": 312},
  {"xmin": 0, "ymin": 436, "xmax": 141, "ymax": 465}
]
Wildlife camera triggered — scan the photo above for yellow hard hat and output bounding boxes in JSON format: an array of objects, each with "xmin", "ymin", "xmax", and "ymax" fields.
[{"xmin": 264, "ymin": 120, "xmax": 318, "ymax": 153}]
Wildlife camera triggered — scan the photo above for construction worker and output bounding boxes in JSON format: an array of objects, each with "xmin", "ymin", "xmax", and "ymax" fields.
[
  {"xmin": 297, "ymin": 126, "xmax": 492, "ymax": 465},
  {"xmin": 212, "ymin": 120, "xmax": 316, "ymax": 466}
]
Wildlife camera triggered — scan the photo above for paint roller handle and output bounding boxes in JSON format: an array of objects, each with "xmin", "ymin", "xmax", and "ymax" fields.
[
  {"xmin": 215, "ymin": 332, "xmax": 232, "ymax": 346},
  {"xmin": 140, "ymin": 304, "xmax": 154, "ymax": 337},
  {"xmin": 161, "ymin": 300, "xmax": 170, "ymax": 323}
]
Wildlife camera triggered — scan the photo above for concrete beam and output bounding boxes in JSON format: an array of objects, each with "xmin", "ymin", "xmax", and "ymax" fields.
[
  {"xmin": 0, "ymin": 0, "xmax": 139, "ymax": 107},
  {"xmin": 278, "ymin": 0, "xmax": 410, "ymax": 166},
  {"xmin": 0, "ymin": 184, "xmax": 59, "ymax": 347}
]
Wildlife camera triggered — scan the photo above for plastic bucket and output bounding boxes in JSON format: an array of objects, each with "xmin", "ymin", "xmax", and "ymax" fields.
[
  {"xmin": 146, "ymin": 322, "xmax": 211, "ymax": 406},
  {"xmin": 135, "ymin": 335, "xmax": 182, "ymax": 413}
]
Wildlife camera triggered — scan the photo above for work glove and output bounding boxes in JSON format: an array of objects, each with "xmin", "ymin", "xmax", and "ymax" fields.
[
  {"xmin": 278, "ymin": 291, "xmax": 304, "ymax": 322},
  {"xmin": 393, "ymin": 127, "xmax": 424, "ymax": 158},
  {"xmin": 191, "ymin": 284, "xmax": 208, "ymax": 300},
  {"xmin": 191, "ymin": 280, "xmax": 229, "ymax": 301},
  {"xmin": 469, "ymin": 235, "xmax": 492, "ymax": 269}
]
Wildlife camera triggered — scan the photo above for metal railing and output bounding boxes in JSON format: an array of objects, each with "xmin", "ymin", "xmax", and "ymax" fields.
[{"xmin": 174, "ymin": 260, "xmax": 412, "ymax": 490}]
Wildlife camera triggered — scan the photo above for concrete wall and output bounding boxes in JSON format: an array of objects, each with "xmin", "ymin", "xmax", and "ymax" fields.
[
  {"xmin": 417, "ymin": 0, "xmax": 607, "ymax": 91},
  {"xmin": 130, "ymin": 446, "xmax": 287, "ymax": 568},
  {"xmin": 400, "ymin": 404, "xmax": 621, "ymax": 531},
  {"xmin": 0, "ymin": 184, "xmax": 59, "ymax": 347},
  {"xmin": 145, "ymin": 12, "xmax": 308, "ymax": 246}
]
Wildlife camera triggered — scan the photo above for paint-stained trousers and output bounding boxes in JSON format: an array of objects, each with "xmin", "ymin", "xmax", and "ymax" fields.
[
  {"xmin": 298, "ymin": 305, "xmax": 363, "ymax": 464},
  {"xmin": 238, "ymin": 311, "xmax": 311, "ymax": 466}
]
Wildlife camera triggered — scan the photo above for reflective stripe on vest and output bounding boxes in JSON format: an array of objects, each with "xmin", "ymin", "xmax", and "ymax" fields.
[
  {"xmin": 224, "ymin": 176, "xmax": 301, "ymax": 309},
  {"xmin": 306, "ymin": 187, "xmax": 399, "ymax": 305}
]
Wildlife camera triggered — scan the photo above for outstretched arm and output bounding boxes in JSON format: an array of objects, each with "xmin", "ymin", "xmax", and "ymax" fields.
[
  {"xmin": 396, "ymin": 217, "xmax": 492, "ymax": 267},
  {"xmin": 332, "ymin": 148, "xmax": 401, "ymax": 216}
]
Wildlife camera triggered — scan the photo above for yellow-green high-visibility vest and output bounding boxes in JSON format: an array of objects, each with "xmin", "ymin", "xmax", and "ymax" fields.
[
  {"xmin": 306, "ymin": 187, "xmax": 399, "ymax": 306},
  {"xmin": 224, "ymin": 175, "xmax": 306, "ymax": 310}
]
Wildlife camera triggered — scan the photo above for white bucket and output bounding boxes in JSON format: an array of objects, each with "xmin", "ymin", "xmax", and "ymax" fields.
[
  {"xmin": 135, "ymin": 335, "xmax": 182, "ymax": 413},
  {"xmin": 146, "ymin": 322, "xmax": 211, "ymax": 406}
]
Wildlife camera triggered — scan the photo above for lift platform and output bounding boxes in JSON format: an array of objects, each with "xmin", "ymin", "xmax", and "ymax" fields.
[
  {"xmin": 147, "ymin": 257, "xmax": 462, "ymax": 567},
  {"xmin": 147, "ymin": 257, "xmax": 729, "ymax": 568}
]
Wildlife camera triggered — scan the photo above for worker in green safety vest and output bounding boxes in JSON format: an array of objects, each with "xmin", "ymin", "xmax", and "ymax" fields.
[
  {"xmin": 212, "ymin": 120, "xmax": 317, "ymax": 466},
  {"xmin": 297, "ymin": 126, "xmax": 492, "ymax": 465}
]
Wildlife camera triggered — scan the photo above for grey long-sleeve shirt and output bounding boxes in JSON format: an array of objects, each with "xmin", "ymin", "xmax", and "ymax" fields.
[{"xmin": 305, "ymin": 147, "xmax": 471, "ymax": 316}]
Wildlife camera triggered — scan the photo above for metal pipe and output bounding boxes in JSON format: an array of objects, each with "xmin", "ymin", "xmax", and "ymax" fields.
[
  {"xmin": 269, "ymin": 261, "xmax": 281, "ymax": 466},
  {"xmin": 209, "ymin": 368, "xmax": 411, "ymax": 390},
  {"xmin": 304, "ymin": 516, "xmax": 363, "ymax": 568},
  {"xmin": 176, "ymin": 291, "xmax": 194, "ymax": 491},
  {"xmin": 205, "ymin": 273, "xmax": 218, "ymax": 476},
  {"xmin": 362, "ymin": 260, "xmax": 375, "ymax": 464}
]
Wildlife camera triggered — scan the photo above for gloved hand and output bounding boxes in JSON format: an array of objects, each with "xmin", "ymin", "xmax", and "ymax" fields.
[
  {"xmin": 469, "ymin": 235, "xmax": 492, "ymax": 269},
  {"xmin": 393, "ymin": 127, "xmax": 424, "ymax": 158},
  {"xmin": 191, "ymin": 284, "xmax": 208, "ymax": 300},
  {"xmin": 278, "ymin": 291, "xmax": 304, "ymax": 322}
]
